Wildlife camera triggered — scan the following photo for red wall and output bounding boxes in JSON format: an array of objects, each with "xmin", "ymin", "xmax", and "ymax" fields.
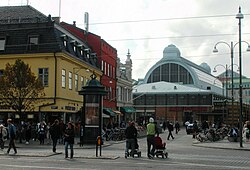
[{"xmin": 61, "ymin": 22, "xmax": 117, "ymax": 109}]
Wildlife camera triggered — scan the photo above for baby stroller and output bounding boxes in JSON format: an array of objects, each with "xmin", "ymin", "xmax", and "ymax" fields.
[
  {"xmin": 126, "ymin": 138, "xmax": 141, "ymax": 158},
  {"xmin": 154, "ymin": 136, "xmax": 168, "ymax": 158}
]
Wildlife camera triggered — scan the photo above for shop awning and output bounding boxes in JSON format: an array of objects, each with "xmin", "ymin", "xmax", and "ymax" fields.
[
  {"xmin": 103, "ymin": 108, "xmax": 116, "ymax": 117},
  {"xmin": 120, "ymin": 107, "xmax": 136, "ymax": 113},
  {"xmin": 102, "ymin": 113, "xmax": 110, "ymax": 118},
  {"xmin": 113, "ymin": 110, "xmax": 122, "ymax": 115}
]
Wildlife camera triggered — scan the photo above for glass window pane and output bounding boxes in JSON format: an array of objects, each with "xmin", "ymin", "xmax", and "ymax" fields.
[
  {"xmin": 0, "ymin": 38, "xmax": 6, "ymax": 51},
  {"xmin": 62, "ymin": 69, "xmax": 66, "ymax": 88},
  {"xmin": 69, "ymin": 72, "xmax": 72, "ymax": 90}
]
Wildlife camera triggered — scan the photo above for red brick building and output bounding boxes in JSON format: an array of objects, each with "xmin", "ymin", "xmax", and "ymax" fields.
[{"xmin": 60, "ymin": 22, "xmax": 118, "ymax": 112}]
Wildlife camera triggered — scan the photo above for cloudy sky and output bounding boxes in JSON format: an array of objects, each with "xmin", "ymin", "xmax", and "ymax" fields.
[{"xmin": 1, "ymin": 0, "xmax": 250, "ymax": 80}]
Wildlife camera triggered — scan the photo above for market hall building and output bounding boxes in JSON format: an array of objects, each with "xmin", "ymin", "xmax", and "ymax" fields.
[{"xmin": 133, "ymin": 44, "xmax": 242, "ymax": 126}]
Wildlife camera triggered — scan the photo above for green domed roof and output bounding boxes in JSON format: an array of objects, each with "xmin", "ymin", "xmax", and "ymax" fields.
[{"xmin": 163, "ymin": 44, "xmax": 181, "ymax": 58}]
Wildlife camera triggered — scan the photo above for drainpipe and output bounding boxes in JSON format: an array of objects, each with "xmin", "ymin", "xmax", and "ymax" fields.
[{"xmin": 38, "ymin": 52, "xmax": 57, "ymax": 122}]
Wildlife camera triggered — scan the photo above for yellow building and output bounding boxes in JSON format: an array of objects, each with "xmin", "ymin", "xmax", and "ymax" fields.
[{"xmin": 0, "ymin": 6, "xmax": 102, "ymax": 124}]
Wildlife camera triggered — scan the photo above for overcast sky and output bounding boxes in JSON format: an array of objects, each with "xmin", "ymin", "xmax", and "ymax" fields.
[{"xmin": 1, "ymin": 0, "xmax": 250, "ymax": 80}]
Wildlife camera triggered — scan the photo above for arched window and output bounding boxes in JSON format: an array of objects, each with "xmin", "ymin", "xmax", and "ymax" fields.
[{"xmin": 147, "ymin": 63, "xmax": 193, "ymax": 84}]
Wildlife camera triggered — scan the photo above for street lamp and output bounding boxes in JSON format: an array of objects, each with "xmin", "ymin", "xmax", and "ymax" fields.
[
  {"xmin": 213, "ymin": 64, "xmax": 229, "ymax": 99},
  {"xmin": 213, "ymin": 44, "xmax": 249, "ymax": 127},
  {"xmin": 236, "ymin": 6, "xmax": 244, "ymax": 148},
  {"xmin": 213, "ymin": 7, "xmax": 250, "ymax": 147}
]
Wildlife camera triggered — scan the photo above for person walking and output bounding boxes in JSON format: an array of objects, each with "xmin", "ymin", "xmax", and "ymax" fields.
[
  {"xmin": 193, "ymin": 121, "xmax": 199, "ymax": 139},
  {"xmin": 25, "ymin": 122, "xmax": 32, "ymax": 144},
  {"xmin": 64, "ymin": 122, "xmax": 75, "ymax": 159},
  {"xmin": 146, "ymin": 117, "xmax": 158, "ymax": 159},
  {"xmin": 175, "ymin": 121, "xmax": 180, "ymax": 134},
  {"xmin": 50, "ymin": 119, "xmax": 61, "ymax": 153},
  {"xmin": 167, "ymin": 122, "xmax": 174, "ymax": 140},
  {"xmin": 0, "ymin": 124, "xmax": 7, "ymax": 150},
  {"xmin": 125, "ymin": 121, "xmax": 137, "ymax": 158},
  {"xmin": 38, "ymin": 121, "xmax": 46, "ymax": 145},
  {"xmin": 162, "ymin": 121, "xmax": 167, "ymax": 131},
  {"xmin": 6, "ymin": 119, "xmax": 17, "ymax": 154}
]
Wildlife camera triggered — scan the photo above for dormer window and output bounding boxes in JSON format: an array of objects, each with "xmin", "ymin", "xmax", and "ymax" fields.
[
  {"xmin": 0, "ymin": 37, "xmax": 6, "ymax": 51},
  {"xmin": 29, "ymin": 35, "xmax": 39, "ymax": 45}
]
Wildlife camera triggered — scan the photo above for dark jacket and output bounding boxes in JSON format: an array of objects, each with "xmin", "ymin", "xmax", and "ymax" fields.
[
  {"xmin": 125, "ymin": 125, "xmax": 137, "ymax": 139},
  {"xmin": 50, "ymin": 124, "xmax": 61, "ymax": 139},
  {"xmin": 8, "ymin": 124, "xmax": 16, "ymax": 139},
  {"xmin": 168, "ymin": 123, "xmax": 174, "ymax": 131},
  {"xmin": 64, "ymin": 128, "xmax": 75, "ymax": 144}
]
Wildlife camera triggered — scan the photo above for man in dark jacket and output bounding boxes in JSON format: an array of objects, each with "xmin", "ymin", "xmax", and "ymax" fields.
[
  {"xmin": 7, "ymin": 119, "xmax": 17, "ymax": 154},
  {"xmin": 64, "ymin": 122, "xmax": 75, "ymax": 159},
  {"xmin": 50, "ymin": 119, "xmax": 61, "ymax": 153},
  {"xmin": 125, "ymin": 121, "xmax": 137, "ymax": 158},
  {"xmin": 167, "ymin": 122, "xmax": 174, "ymax": 140}
]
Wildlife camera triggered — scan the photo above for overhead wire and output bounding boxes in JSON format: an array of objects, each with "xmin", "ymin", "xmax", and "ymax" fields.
[{"xmin": 88, "ymin": 14, "xmax": 250, "ymax": 25}]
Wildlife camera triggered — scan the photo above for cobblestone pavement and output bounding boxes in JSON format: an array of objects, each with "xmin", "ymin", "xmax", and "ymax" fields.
[
  {"xmin": 0, "ymin": 127, "xmax": 250, "ymax": 158},
  {"xmin": 1, "ymin": 128, "xmax": 250, "ymax": 170}
]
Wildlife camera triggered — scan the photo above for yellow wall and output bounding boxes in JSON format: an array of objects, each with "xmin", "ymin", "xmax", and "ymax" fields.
[{"xmin": 0, "ymin": 52, "xmax": 102, "ymax": 113}]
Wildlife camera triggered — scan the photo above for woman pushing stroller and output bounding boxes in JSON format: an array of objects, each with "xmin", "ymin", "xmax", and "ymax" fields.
[
  {"xmin": 125, "ymin": 121, "xmax": 137, "ymax": 158},
  {"xmin": 146, "ymin": 117, "xmax": 159, "ymax": 159}
]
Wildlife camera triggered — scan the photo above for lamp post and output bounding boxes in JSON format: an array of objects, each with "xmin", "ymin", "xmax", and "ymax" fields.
[
  {"xmin": 213, "ymin": 64, "xmax": 229, "ymax": 122},
  {"xmin": 213, "ymin": 64, "xmax": 229, "ymax": 99},
  {"xmin": 236, "ymin": 6, "xmax": 244, "ymax": 148},
  {"xmin": 213, "ymin": 41, "xmax": 250, "ymax": 128}
]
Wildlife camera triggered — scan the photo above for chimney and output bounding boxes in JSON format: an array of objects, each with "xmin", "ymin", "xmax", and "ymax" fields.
[
  {"xmin": 73, "ymin": 21, "xmax": 76, "ymax": 26},
  {"xmin": 84, "ymin": 12, "xmax": 89, "ymax": 32}
]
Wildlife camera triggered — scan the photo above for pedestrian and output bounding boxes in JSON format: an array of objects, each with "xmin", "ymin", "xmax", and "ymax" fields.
[
  {"xmin": 146, "ymin": 117, "xmax": 158, "ymax": 159},
  {"xmin": 185, "ymin": 120, "xmax": 190, "ymax": 133},
  {"xmin": 162, "ymin": 121, "xmax": 166, "ymax": 131},
  {"xmin": 50, "ymin": 119, "xmax": 61, "ymax": 153},
  {"xmin": 125, "ymin": 121, "xmax": 137, "ymax": 158},
  {"xmin": 0, "ymin": 124, "xmax": 8, "ymax": 150},
  {"xmin": 25, "ymin": 122, "xmax": 32, "ymax": 144},
  {"xmin": 38, "ymin": 121, "xmax": 46, "ymax": 145},
  {"xmin": 64, "ymin": 122, "xmax": 75, "ymax": 159},
  {"xmin": 193, "ymin": 121, "xmax": 199, "ymax": 139},
  {"xmin": 246, "ymin": 121, "xmax": 250, "ymax": 143},
  {"xmin": 167, "ymin": 122, "xmax": 174, "ymax": 140},
  {"xmin": 6, "ymin": 119, "xmax": 17, "ymax": 154},
  {"xmin": 59, "ymin": 120, "xmax": 65, "ymax": 144},
  {"xmin": 175, "ymin": 121, "xmax": 180, "ymax": 134}
]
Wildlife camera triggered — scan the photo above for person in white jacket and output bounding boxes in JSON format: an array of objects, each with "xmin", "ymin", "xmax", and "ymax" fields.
[{"xmin": 0, "ymin": 124, "xmax": 8, "ymax": 150}]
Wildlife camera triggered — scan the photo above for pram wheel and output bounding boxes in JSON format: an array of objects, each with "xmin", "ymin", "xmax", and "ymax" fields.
[
  {"xmin": 164, "ymin": 152, "xmax": 168, "ymax": 158},
  {"xmin": 125, "ymin": 152, "xmax": 128, "ymax": 159}
]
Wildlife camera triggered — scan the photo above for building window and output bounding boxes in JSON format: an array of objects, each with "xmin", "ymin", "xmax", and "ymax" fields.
[
  {"xmin": 62, "ymin": 69, "xmax": 66, "ymax": 88},
  {"xmin": 81, "ymin": 76, "xmax": 84, "ymax": 88},
  {"xmin": 101, "ymin": 60, "xmax": 104, "ymax": 71},
  {"xmin": 110, "ymin": 66, "xmax": 112, "ymax": 78},
  {"xmin": 69, "ymin": 71, "xmax": 72, "ymax": 90},
  {"xmin": 0, "ymin": 37, "xmax": 6, "ymax": 51},
  {"xmin": 29, "ymin": 36, "xmax": 39, "ymax": 45},
  {"xmin": 75, "ymin": 74, "xmax": 78, "ymax": 92},
  {"xmin": 104, "ymin": 62, "xmax": 107, "ymax": 75},
  {"xmin": 107, "ymin": 64, "xmax": 110, "ymax": 76},
  {"xmin": 38, "ymin": 68, "xmax": 49, "ymax": 86}
]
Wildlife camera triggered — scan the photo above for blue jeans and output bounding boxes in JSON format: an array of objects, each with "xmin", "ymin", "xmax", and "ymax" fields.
[
  {"xmin": 52, "ymin": 138, "xmax": 58, "ymax": 152},
  {"xmin": 64, "ymin": 141, "xmax": 73, "ymax": 158}
]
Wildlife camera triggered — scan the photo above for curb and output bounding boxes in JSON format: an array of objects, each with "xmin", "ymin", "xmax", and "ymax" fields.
[
  {"xmin": 192, "ymin": 142, "xmax": 250, "ymax": 151},
  {"xmin": 0, "ymin": 151, "xmax": 62, "ymax": 157}
]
